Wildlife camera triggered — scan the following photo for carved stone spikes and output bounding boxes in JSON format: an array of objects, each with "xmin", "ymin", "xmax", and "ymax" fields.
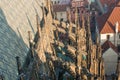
[
  {"xmin": 50, "ymin": 43, "xmax": 57, "ymax": 56},
  {"xmin": 67, "ymin": 9, "xmax": 71, "ymax": 23},
  {"xmin": 36, "ymin": 14, "xmax": 39, "ymax": 26},
  {"xmin": 41, "ymin": 3, "xmax": 47, "ymax": 22},
  {"xmin": 46, "ymin": 0, "xmax": 51, "ymax": 12},
  {"xmin": 28, "ymin": 31, "xmax": 32, "ymax": 42},
  {"xmin": 82, "ymin": 14, "xmax": 85, "ymax": 28},
  {"xmin": 42, "ymin": 3, "xmax": 45, "ymax": 16},
  {"xmin": 36, "ymin": 14, "xmax": 41, "ymax": 37},
  {"xmin": 46, "ymin": 0, "xmax": 53, "ymax": 20},
  {"xmin": 87, "ymin": 14, "xmax": 90, "ymax": 27},
  {"xmin": 95, "ymin": 31, "xmax": 99, "ymax": 45},
  {"xmin": 75, "ymin": 7, "xmax": 78, "ymax": 26}
]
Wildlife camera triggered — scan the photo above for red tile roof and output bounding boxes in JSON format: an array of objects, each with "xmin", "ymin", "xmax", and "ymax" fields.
[
  {"xmin": 97, "ymin": 1, "xmax": 120, "ymax": 34},
  {"xmin": 53, "ymin": 4, "xmax": 69, "ymax": 12},
  {"xmin": 102, "ymin": 40, "xmax": 118, "ymax": 54}
]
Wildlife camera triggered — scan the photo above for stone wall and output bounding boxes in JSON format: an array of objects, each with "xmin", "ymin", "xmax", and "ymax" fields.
[{"xmin": 0, "ymin": 0, "xmax": 44, "ymax": 80}]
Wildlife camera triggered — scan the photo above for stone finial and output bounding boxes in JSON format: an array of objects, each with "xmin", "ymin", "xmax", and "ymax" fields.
[
  {"xmin": 67, "ymin": 9, "xmax": 71, "ymax": 23},
  {"xmin": 75, "ymin": 7, "xmax": 78, "ymax": 25},
  {"xmin": 46, "ymin": 0, "xmax": 50, "ymax": 11},
  {"xmin": 28, "ymin": 31, "xmax": 32, "ymax": 43},
  {"xmin": 82, "ymin": 14, "xmax": 85, "ymax": 28},
  {"xmin": 36, "ymin": 14, "xmax": 41, "ymax": 37}
]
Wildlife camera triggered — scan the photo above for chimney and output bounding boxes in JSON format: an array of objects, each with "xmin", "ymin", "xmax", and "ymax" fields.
[
  {"xmin": 115, "ymin": 22, "xmax": 119, "ymax": 46},
  {"xmin": 115, "ymin": 22, "xmax": 119, "ymax": 33}
]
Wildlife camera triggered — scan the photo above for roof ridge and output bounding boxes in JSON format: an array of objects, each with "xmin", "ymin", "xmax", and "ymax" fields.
[
  {"xmin": 102, "ymin": 40, "xmax": 119, "ymax": 54},
  {"xmin": 100, "ymin": 1, "xmax": 120, "ymax": 33},
  {"xmin": 100, "ymin": 9, "xmax": 114, "ymax": 33},
  {"xmin": 107, "ymin": 40, "xmax": 119, "ymax": 54}
]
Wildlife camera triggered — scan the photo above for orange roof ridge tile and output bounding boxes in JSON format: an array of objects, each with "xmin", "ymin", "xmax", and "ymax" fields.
[{"xmin": 98, "ymin": 1, "xmax": 120, "ymax": 34}]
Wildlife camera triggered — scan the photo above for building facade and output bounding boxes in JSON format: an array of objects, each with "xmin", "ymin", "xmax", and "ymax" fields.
[
  {"xmin": 102, "ymin": 40, "xmax": 118, "ymax": 75},
  {"xmin": 96, "ymin": 1, "xmax": 120, "ymax": 77},
  {"xmin": 53, "ymin": 4, "xmax": 70, "ymax": 21},
  {"xmin": 97, "ymin": 1, "xmax": 120, "ymax": 47}
]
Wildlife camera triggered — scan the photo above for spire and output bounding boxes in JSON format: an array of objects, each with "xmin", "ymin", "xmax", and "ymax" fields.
[
  {"xmin": 82, "ymin": 14, "xmax": 85, "ymax": 28},
  {"xmin": 75, "ymin": 7, "xmax": 80, "ymax": 35},
  {"xmin": 36, "ymin": 14, "xmax": 41, "ymax": 38},
  {"xmin": 46, "ymin": 0, "xmax": 53, "ymax": 23},
  {"xmin": 67, "ymin": 8, "xmax": 71, "ymax": 23},
  {"xmin": 87, "ymin": 13, "xmax": 92, "ymax": 45},
  {"xmin": 46, "ymin": 0, "xmax": 52, "ymax": 16},
  {"xmin": 75, "ymin": 6, "xmax": 78, "ymax": 25},
  {"xmin": 96, "ymin": 30, "xmax": 99, "ymax": 45},
  {"xmin": 42, "ymin": 2, "xmax": 45, "ymax": 17},
  {"xmin": 46, "ymin": 0, "xmax": 51, "ymax": 12},
  {"xmin": 41, "ymin": 2, "xmax": 46, "ymax": 23}
]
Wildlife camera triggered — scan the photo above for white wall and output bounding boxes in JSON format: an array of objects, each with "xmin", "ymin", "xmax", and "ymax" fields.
[
  {"xmin": 100, "ymin": 33, "xmax": 120, "ymax": 46},
  {"xmin": 103, "ymin": 48, "xmax": 118, "ymax": 75},
  {"xmin": 100, "ymin": 33, "xmax": 114, "ymax": 45},
  {"xmin": 56, "ymin": 11, "xmax": 67, "ymax": 21}
]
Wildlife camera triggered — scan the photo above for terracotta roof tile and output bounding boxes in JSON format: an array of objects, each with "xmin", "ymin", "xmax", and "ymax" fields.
[
  {"xmin": 97, "ymin": 12, "xmax": 111, "ymax": 33},
  {"xmin": 102, "ymin": 40, "xmax": 118, "ymax": 54},
  {"xmin": 97, "ymin": 1, "xmax": 120, "ymax": 34}
]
